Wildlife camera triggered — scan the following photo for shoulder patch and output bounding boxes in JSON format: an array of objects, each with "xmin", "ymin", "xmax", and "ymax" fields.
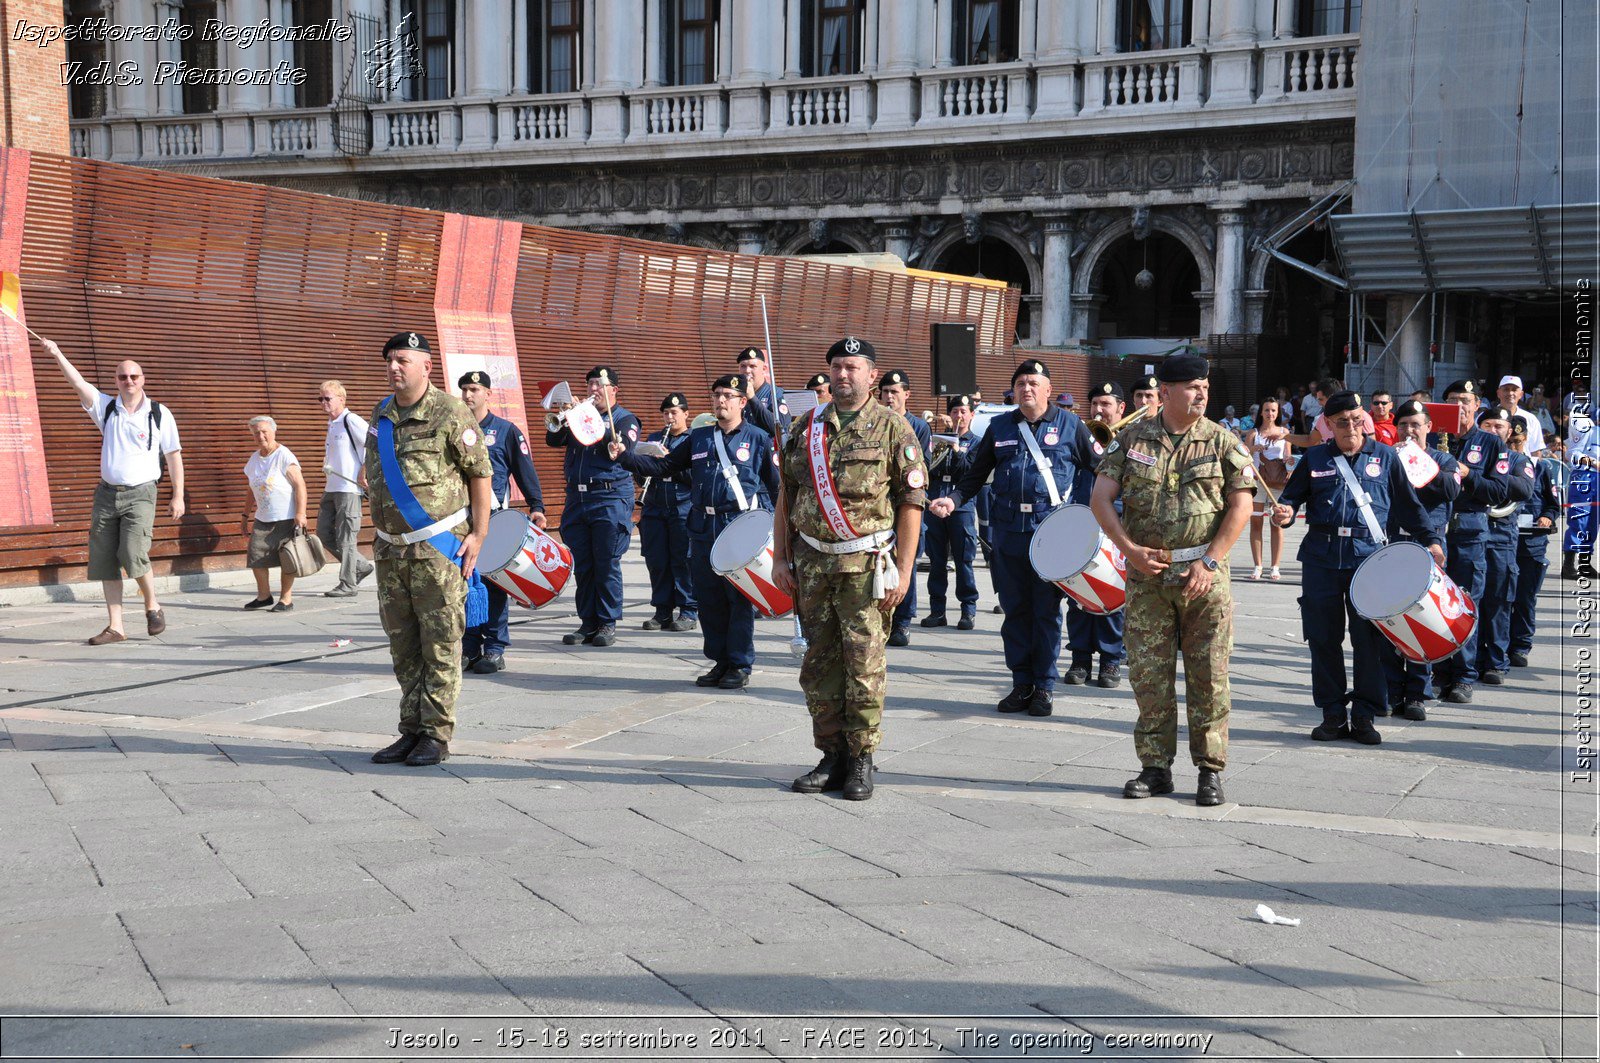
[
  {"xmin": 908, "ymin": 468, "xmax": 926, "ymax": 489},
  {"xmin": 462, "ymin": 427, "xmax": 478, "ymax": 448},
  {"xmin": 904, "ymin": 444, "xmax": 918, "ymax": 461}
]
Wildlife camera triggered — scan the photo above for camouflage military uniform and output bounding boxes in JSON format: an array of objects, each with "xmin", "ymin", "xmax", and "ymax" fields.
[
  {"xmin": 782, "ymin": 396, "xmax": 927, "ymax": 755},
  {"xmin": 367, "ymin": 385, "xmax": 492, "ymax": 742},
  {"xmin": 1097, "ymin": 415, "xmax": 1254, "ymax": 771}
]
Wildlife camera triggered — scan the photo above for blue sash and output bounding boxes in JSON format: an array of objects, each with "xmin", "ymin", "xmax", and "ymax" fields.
[{"xmin": 375, "ymin": 399, "xmax": 487, "ymax": 625}]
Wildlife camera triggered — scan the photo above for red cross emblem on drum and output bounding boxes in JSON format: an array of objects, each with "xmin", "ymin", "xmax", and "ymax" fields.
[{"xmin": 532, "ymin": 536, "xmax": 563, "ymax": 573}]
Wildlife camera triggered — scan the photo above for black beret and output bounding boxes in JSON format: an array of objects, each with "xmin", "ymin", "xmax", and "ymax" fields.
[
  {"xmin": 1443, "ymin": 378, "xmax": 1479, "ymax": 398},
  {"xmin": 1509, "ymin": 416, "xmax": 1528, "ymax": 436},
  {"xmin": 660, "ymin": 392, "xmax": 687, "ymax": 411},
  {"xmin": 879, "ymin": 369, "xmax": 910, "ymax": 390},
  {"xmin": 1394, "ymin": 399, "xmax": 1429, "ymax": 421},
  {"xmin": 1089, "ymin": 381, "xmax": 1124, "ymax": 400},
  {"xmin": 586, "ymin": 365, "xmax": 619, "ymax": 385},
  {"xmin": 711, "ymin": 373, "xmax": 748, "ymax": 395},
  {"xmin": 1157, "ymin": 352, "xmax": 1209, "ymax": 383},
  {"xmin": 805, "ymin": 372, "xmax": 830, "ymax": 390},
  {"xmin": 457, "ymin": 370, "xmax": 490, "ymax": 389},
  {"xmin": 947, "ymin": 393, "xmax": 974, "ymax": 412},
  {"xmin": 1479, "ymin": 404, "xmax": 1513, "ymax": 423},
  {"xmin": 737, "ymin": 346, "xmax": 768, "ymax": 362},
  {"xmin": 1132, "ymin": 374, "xmax": 1160, "ymax": 393},
  {"xmin": 826, "ymin": 336, "xmax": 876, "ymax": 362},
  {"xmin": 1012, "ymin": 359, "xmax": 1049, "ymax": 383},
  {"xmin": 383, "ymin": 331, "xmax": 430, "ymax": 355},
  {"xmin": 1323, "ymin": 390, "xmax": 1363, "ymax": 418}
]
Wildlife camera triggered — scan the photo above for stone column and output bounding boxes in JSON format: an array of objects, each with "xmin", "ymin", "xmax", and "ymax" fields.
[
  {"xmin": 1274, "ymin": 0, "xmax": 1297, "ymax": 38},
  {"xmin": 218, "ymin": 0, "xmax": 268, "ymax": 156},
  {"xmin": 1388, "ymin": 295, "xmax": 1430, "ymax": 395},
  {"xmin": 875, "ymin": 0, "xmax": 921, "ymax": 128},
  {"xmin": 862, "ymin": 0, "xmax": 879, "ymax": 72},
  {"xmin": 589, "ymin": 0, "xmax": 637, "ymax": 143},
  {"xmin": 878, "ymin": 218, "xmax": 913, "ymax": 263},
  {"xmin": 580, "ymin": 0, "xmax": 597, "ymax": 90},
  {"xmin": 783, "ymin": 0, "xmax": 802, "ymax": 77},
  {"xmin": 934, "ymin": 0, "xmax": 954, "ymax": 66},
  {"xmin": 1040, "ymin": 216, "xmax": 1075, "ymax": 347},
  {"xmin": 1035, "ymin": 0, "xmax": 1086, "ymax": 117},
  {"xmin": 460, "ymin": 0, "xmax": 512, "ymax": 150},
  {"xmin": 732, "ymin": 223, "xmax": 767, "ymax": 257},
  {"xmin": 1212, "ymin": 205, "xmax": 1249, "ymax": 336},
  {"xmin": 1207, "ymin": 0, "xmax": 1260, "ymax": 104},
  {"xmin": 644, "ymin": 0, "xmax": 663, "ymax": 86},
  {"xmin": 1096, "ymin": 0, "xmax": 1117, "ymax": 54},
  {"xmin": 1190, "ymin": 0, "xmax": 1212, "ymax": 45},
  {"xmin": 1018, "ymin": 0, "xmax": 1037, "ymax": 61},
  {"xmin": 727, "ymin": 0, "xmax": 773, "ymax": 135}
]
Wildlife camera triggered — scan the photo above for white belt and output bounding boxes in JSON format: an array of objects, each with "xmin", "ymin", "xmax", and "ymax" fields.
[
  {"xmin": 799, "ymin": 529, "xmax": 899, "ymax": 600},
  {"xmin": 1167, "ymin": 544, "xmax": 1209, "ymax": 562},
  {"xmin": 373, "ymin": 508, "xmax": 468, "ymax": 546}
]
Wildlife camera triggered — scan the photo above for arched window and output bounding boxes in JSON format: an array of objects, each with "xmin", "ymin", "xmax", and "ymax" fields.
[
  {"xmin": 529, "ymin": 0, "xmax": 582, "ymax": 93},
  {"xmin": 802, "ymin": 0, "xmax": 863, "ymax": 77},
  {"xmin": 1117, "ymin": 0, "xmax": 1193, "ymax": 52},
  {"xmin": 954, "ymin": 0, "xmax": 1019, "ymax": 65},
  {"xmin": 1298, "ymin": 0, "xmax": 1361, "ymax": 35}
]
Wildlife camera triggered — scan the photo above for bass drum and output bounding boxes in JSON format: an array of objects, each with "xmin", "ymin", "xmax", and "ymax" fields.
[
  {"xmin": 1350, "ymin": 541, "xmax": 1477, "ymax": 664},
  {"xmin": 710, "ymin": 510, "xmax": 793, "ymax": 618},
  {"xmin": 1027, "ymin": 504, "xmax": 1126, "ymax": 615}
]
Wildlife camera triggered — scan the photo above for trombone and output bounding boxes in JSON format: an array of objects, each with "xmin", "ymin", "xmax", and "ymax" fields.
[{"xmin": 1087, "ymin": 403, "xmax": 1161, "ymax": 448}]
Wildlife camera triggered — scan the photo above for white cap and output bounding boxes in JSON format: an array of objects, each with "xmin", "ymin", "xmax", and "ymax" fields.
[{"xmin": 1498, "ymin": 374, "xmax": 1523, "ymax": 389}]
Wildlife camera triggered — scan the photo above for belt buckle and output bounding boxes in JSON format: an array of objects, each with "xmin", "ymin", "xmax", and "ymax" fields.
[
  {"xmin": 577, "ymin": 484, "xmax": 588, "ymax": 493},
  {"xmin": 942, "ymin": 475, "xmax": 952, "ymax": 482},
  {"xmin": 705, "ymin": 506, "xmax": 716, "ymax": 514},
  {"xmin": 1019, "ymin": 503, "xmax": 1033, "ymax": 513},
  {"xmin": 1337, "ymin": 526, "xmax": 1351, "ymax": 537}
]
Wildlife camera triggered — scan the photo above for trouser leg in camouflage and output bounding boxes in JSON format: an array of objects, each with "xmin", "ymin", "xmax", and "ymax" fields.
[
  {"xmin": 1125, "ymin": 571, "xmax": 1233, "ymax": 772},
  {"xmin": 377, "ymin": 555, "xmax": 466, "ymax": 742},
  {"xmin": 796, "ymin": 565, "xmax": 887, "ymax": 756}
]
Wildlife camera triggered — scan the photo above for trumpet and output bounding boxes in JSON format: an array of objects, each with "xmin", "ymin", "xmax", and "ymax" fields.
[
  {"xmin": 544, "ymin": 402, "xmax": 575, "ymax": 433},
  {"xmin": 1087, "ymin": 403, "xmax": 1161, "ymax": 448},
  {"xmin": 928, "ymin": 433, "xmax": 960, "ymax": 471}
]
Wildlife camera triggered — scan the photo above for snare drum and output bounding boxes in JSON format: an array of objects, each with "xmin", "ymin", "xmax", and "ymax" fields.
[
  {"xmin": 709, "ymin": 510, "xmax": 793, "ymax": 617},
  {"xmin": 1027, "ymin": 504, "xmax": 1127, "ymax": 615},
  {"xmin": 477, "ymin": 510, "xmax": 573, "ymax": 610},
  {"xmin": 1350, "ymin": 541, "xmax": 1477, "ymax": 664}
]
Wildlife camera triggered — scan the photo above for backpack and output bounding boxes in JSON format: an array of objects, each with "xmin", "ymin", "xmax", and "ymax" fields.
[{"xmin": 103, "ymin": 397, "xmax": 167, "ymax": 480}]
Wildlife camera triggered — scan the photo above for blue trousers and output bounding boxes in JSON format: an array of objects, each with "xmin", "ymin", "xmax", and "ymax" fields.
[
  {"xmin": 641, "ymin": 509, "xmax": 696, "ymax": 620},
  {"xmin": 1301, "ymin": 563, "xmax": 1386, "ymax": 729},
  {"xmin": 1436, "ymin": 532, "xmax": 1487, "ymax": 690},
  {"xmin": 462, "ymin": 581, "xmax": 510, "ymax": 658},
  {"xmin": 892, "ymin": 527, "xmax": 924, "ymax": 629},
  {"xmin": 1066, "ymin": 601, "xmax": 1125, "ymax": 665},
  {"xmin": 689, "ymin": 539, "xmax": 756, "ymax": 669},
  {"xmin": 1476, "ymin": 536, "xmax": 1519, "ymax": 675},
  {"xmin": 564, "ymin": 510, "xmax": 631, "ymax": 630},
  {"xmin": 925, "ymin": 509, "xmax": 978, "ymax": 617},
  {"xmin": 1511, "ymin": 534, "xmax": 1552, "ymax": 655},
  {"xmin": 993, "ymin": 528, "xmax": 1064, "ymax": 691}
]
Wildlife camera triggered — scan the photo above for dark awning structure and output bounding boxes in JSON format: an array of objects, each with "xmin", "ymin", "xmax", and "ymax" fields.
[{"xmin": 1329, "ymin": 203, "xmax": 1599, "ymax": 293}]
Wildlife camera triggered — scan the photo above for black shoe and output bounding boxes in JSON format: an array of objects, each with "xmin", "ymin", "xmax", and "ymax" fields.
[
  {"xmin": 792, "ymin": 751, "xmax": 847, "ymax": 793},
  {"xmin": 1372, "ymin": 704, "xmax": 1391, "ymax": 717},
  {"xmin": 1123, "ymin": 766, "xmax": 1174, "ymax": 799},
  {"xmin": 887, "ymin": 625, "xmax": 910, "ymax": 647},
  {"xmin": 405, "ymin": 735, "xmax": 449, "ymax": 765},
  {"xmin": 920, "ymin": 615, "xmax": 948, "ymax": 628},
  {"xmin": 1442, "ymin": 684, "xmax": 1473, "ymax": 703},
  {"xmin": 1350, "ymin": 726, "xmax": 1382, "ymax": 746},
  {"xmin": 1400, "ymin": 700, "xmax": 1428, "ymax": 722},
  {"xmin": 270, "ymin": 600, "xmax": 294, "ymax": 613},
  {"xmin": 696, "ymin": 663, "xmax": 731, "ymax": 687},
  {"xmin": 461, "ymin": 655, "xmax": 481, "ymax": 674},
  {"xmin": 371, "ymin": 734, "xmax": 420, "ymax": 764},
  {"xmin": 997, "ymin": 684, "xmax": 1035, "ymax": 713},
  {"xmin": 1509, "ymin": 650, "xmax": 1529, "ymax": 668},
  {"xmin": 718, "ymin": 667, "xmax": 751, "ymax": 689},
  {"xmin": 472, "ymin": 654, "xmax": 505, "ymax": 675},
  {"xmin": 957, "ymin": 614, "xmax": 976, "ymax": 630},
  {"xmin": 591, "ymin": 626, "xmax": 617, "ymax": 647},
  {"xmin": 1195, "ymin": 769, "xmax": 1225, "ymax": 806},
  {"xmin": 1311, "ymin": 722, "xmax": 1350, "ymax": 742},
  {"xmin": 842, "ymin": 753, "xmax": 875, "ymax": 801},
  {"xmin": 642, "ymin": 615, "xmax": 669, "ymax": 630},
  {"xmin": 563, "ymin": 627, "xmax": 597, "ymax": 645},
  {"xmin": 1096, "ymin": 661, "xmax": 1123, "ymax": 689},
  {"xmin": 244, "ymin": 596, "xmax": 273, "ymax": 610},
  {"xmin": 1063, "ymin": 663, "xmax": 1091, "ymax": 686},
  {"xmin": 1027, "ymin": 689, "xmax": 1054, "ymax": 717},
  {"xmin": 1480, "ymin": 670, "xmax": 1505, "ymax": 686},
  {"xmin": 664, "ymin": 616, "xmax": 698, "ymax": 632}
]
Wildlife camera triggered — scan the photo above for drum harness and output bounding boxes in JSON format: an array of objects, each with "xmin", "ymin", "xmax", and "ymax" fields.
[
  {"xmin": 711, "ymin": 429, "xmax": 752, "ymax": 514},
  {"xmin": 1332, "ymin": 454, "xmax": 1390, "ymax": 546}
]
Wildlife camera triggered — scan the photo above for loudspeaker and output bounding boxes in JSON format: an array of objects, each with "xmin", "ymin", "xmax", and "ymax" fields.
[{"xmin": 931, "ymin": 323, "xmax": 977, "ymax": 397}]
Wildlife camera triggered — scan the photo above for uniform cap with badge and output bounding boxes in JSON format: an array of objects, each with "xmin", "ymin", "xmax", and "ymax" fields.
[
  {"xmin": 711, "ymin": 373, "xmax": 748, "ymax": 395},
  {"xmin": 826, "ymin": 335, "xmax": 876, "ymax": 362},
  {"xmin": 383, "ymin": 331, "xmax": 430, "ymax": 355},
  {"xmin": 946, "ymin": 393, "xmax": 974, "ymax": 412},
  {"xmin": 1012, "ymin": 358, "xmax": 1049, "ymax": 383},
  {"xmin": 737, "ymin": 346, "xmax": 768, "ymax": 363},
  {"xmin": 586, "ymin": 365, "xmax": 619, "ymax": 385},
  {"xmin": 660, "ymin": 392, "xmax": 687, "ymax": 411},
  {"xmin": 879, "ymin": 370, "xmax": 910, "ymax": 390},
  {"xmin": 805, "ymin": 372, "xmax": 830, "ymax": 390},
  {"xmin": 457, "ymin": 370, "xmax": 491, "ymax": 389},
  {"xmin": 1157, "ymin": 352, "xmax": 1210, "ymax": 383}
]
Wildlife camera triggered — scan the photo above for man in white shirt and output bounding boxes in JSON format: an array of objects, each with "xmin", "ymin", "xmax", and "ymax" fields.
[
  {"xmin": 317, "ymin": 380, "xmax": 375, "ymax": 596},
  {"xmin": 1496, "ymin": 375, "xmax": 1546, "ymax": 455},
  {"xmin": 42, "ymin": 339, "xmax": 185, "ymax": 645}
]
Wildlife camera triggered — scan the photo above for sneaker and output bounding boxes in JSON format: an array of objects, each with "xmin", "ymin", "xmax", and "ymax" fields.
[
  {"xmin": 355, "ymin": 561, "xmax": 375, "ymax": 586},
  {"xmin": 642, "ymin": 615, "xmax": 669, "ymax": 630},
  {"xmin": 664, "ymin": 616, "xmax": 698, "ymax": 632},
  {"xmin": 1063, "ymin": 664, "xmax": 1091, "ymax": 686},
  {"xmin": 1096, "ymin": 661, "xmax": 1123, "ymax": 689},
  {"xmin": 1400, "ymin": 700, "xmax": 1427, "ymax": 721},
  {"xmin": 591, "ymin": 626, "xmax": 617, "ymax": 647},
  {"xmin": 324, "ymin": 587, "xmax": 358, "ymax": 598},
  {"xmin": 920, "ymin": 615, "xmax": 948, "ymax": 628},
  {"xmin": 957, "ymin": 613, "xmax": 976, "ymax": 630},
  {"xmin": 1480, "ymin": 671, "xmax": 1505, "ymax": 686},
  {"xmin": 1311, "ymin": 722, "xmax": 1350, "ymax": 742},
  {"xmin": 997, "ymin": 684, "xmax": 1034, "ymax": 713},
  {"xmin": 87, "ymin": 627, "xmax": 127, "ymax": 646},
  {"xmin": 562, "ymin": 628, "xmax": 597, "ymax": 646},
  {"xmin": 887, "ymin": 626, "xmax": 910, "ymax": 647},
  {"xmin": 1027, "ymin": 689, "xmax": 1054, "ymax": 717},
  {"xmin": 1442, "ymin": 685, "xmax": 1473, "ymax": 704},
  {"xmin": 472, "ymin": 654, "xmax": 505, "ymax": 674},
  {"xmin": 1509, "ymin": 650, "xmax": 1529, "ymax": 668}
]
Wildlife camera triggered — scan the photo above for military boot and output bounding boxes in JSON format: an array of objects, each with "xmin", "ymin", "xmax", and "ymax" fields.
[
  {"xmin": 1096, "ymin": 660, "xmax": 1123, "ymax": 688},
  {"xmin": 792, "ymin": 751, "xmax": 847, "ymax": 794},
  {"xmin": 1123, "ymin": 766, "xmax": 1174, "ymax": 799},
  {"xmin": 1195, "ymin": 770, "xmax": 1225, "ymax": 806},
  {"xmin": 405, "ymin": 735, "xmax": 449, "ymax": 766},
  {"xmin": 371, "ymin": 734, "xmax": 420, "ymax": 764},
  {"xmin": 1063, "ymin": 658, "xmax": 1092, "ymax": 685},
  {"xmin": 842, "ymin": 753, "xmax": 875, "ymax": 801}
]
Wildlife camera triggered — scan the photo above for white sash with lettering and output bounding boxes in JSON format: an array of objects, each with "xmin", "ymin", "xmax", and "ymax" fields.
[{"xmin": 806, "ymin": 406, "xmax": 859, "ymax": 539}]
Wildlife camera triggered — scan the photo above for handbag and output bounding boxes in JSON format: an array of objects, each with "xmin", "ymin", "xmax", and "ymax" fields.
[{"xmin": 279, "ymin": 527, "xmax": 329, "ymax": 577}]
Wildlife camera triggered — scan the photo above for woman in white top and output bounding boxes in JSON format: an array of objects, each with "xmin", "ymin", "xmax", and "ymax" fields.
[
  {"xmin": 241, "ymin": 415, "xmax": 308, "ymax": 611},
  {"xmin": 1245, "ymin": 396, "xmax": 1293, "ymax": 580}
]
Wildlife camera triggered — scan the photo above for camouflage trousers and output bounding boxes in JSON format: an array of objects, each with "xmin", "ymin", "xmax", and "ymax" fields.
[
  {"xmin": 796, "ymin": 564, "xmax": 887, "ymax": 756},
  {"xmin": 376, "ymin": 555, "xmax": 466, "ymax": 742},
  {"xmin": 1125, "ymin": 571, "xmax": 1233, "ymax": 772}
]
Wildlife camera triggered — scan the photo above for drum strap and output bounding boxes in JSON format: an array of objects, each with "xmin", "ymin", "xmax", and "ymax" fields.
[
  {"xmin": 1334, "ymin": 454, "xmax": 1390, "ymax": 546},
  {"xmin": 1016, "ymin": 419, "xmax": 1063, "ymax": 510},
  {"xmin": 711, "ymin": 429, "xmax": 751, "ymax": 513},
  {"xmin": 374, "ymin": 399, "xmax": 469, "ymax": 565}
]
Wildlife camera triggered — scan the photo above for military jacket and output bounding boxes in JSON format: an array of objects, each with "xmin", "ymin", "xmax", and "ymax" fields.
[
  {"xmin": 545, "ymin": 402, "xmax": 640, "ymax": 493},
  {"xmin": 640, "ymin": 428, "xmax": 693, "ymax": 516},
  {"xmin": 931, "ymin": 430, "xmax": 979, "ymax": 510},
  {"xmin": 1488, "ymin": 452, "xmax": 1535, "ymax": 546},
  {"xmin": 1097, "ymin": 415, "xmax": 1254, "ymax": 581},
  {"xmin": 623, "ymin": 420, "xmax": 780, "ymax": 541},
  {"xmin": 948, "ymin": 406, "xmax": 1097, "ymax": 534},
  {"xmin": 1517, "ymin": 456, "xmax": 1562, "ymax": 537},
  {"xmin": 1278, "ymin": 438, "xmax": 1438, "ymax": 570},
  {"xmin": 904, "ymin": 412, "xmax": 933, "ymax": 459},
  {"xmin": 1450, "ymin": 426, "xmax": 1530, "ymax": 536},
  {"xmin": 782, "ymin": 396, "xmax": 928, "ymax": 573},
  {"xmin": 477, "ymin": 411, "xmax": 543, "ymax": 513},
  {"xmin": 366, "ymin": 385, "xmax": 491, "ymax": 561}
]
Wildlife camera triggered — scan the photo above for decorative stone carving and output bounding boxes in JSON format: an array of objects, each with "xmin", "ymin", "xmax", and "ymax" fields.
[
  {"xmin": 1171, "ymin": 204, "xmax": 1217, "ymax": 253},
  {"xmin": 961, "ymin": 211, "xmax": 983, "ymax": 244},
  {"xmin": 905, "ymin": 218, "xmax": 945, "ymax": 266},
  {"xmin": 809, "ymin": 218, "xmax": 831, "ymax": 248},
  {"xmin": 1131, "ymin": 205, "xmax": 1152, "ymax": 241}
]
